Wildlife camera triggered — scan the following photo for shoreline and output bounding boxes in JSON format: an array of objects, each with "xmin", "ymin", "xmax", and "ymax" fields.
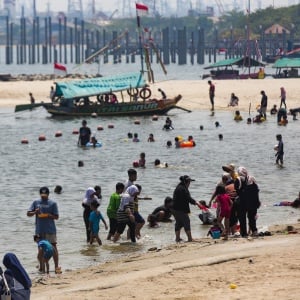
[
  {"xmin": 30, "ymin": 223, "xmax": 300, "ymax": 300},
  {"xmin": 2, "ymin": 78, "xmax": 299, "ymax": 113}
]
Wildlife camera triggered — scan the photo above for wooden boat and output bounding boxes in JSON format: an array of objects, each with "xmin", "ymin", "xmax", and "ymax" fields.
[
  {"xmin": 202, "ymin": 57, "xmax": 265, "ymax": 80},
  {"xmin": 15, "ymin": 72, "xmax": 186, "ymax": 117}
]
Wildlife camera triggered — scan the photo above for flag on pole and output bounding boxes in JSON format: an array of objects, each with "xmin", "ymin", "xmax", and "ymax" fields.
[
  {"xmin": 54, "ymin": 63, "xmax": 67, "ymax": 76},
  {"xmin": 136, "ymin": 3, "xmax": 148, "ymax": 16}
]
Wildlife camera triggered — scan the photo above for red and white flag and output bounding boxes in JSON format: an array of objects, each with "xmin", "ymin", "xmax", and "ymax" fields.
[
  {"xmin": 136, "ymin": 3, "xmax": 148, "ymax": 16},
  {"xmin": 54, "ymin": 63, "xmax": 67, "ymax": 76}
]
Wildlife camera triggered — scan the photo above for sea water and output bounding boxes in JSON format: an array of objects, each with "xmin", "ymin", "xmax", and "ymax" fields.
[{"xmin": 0, "ymin": 105, "xmax": 299, "ymax": 276}]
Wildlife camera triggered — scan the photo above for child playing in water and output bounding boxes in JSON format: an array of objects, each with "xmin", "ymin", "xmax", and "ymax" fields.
[
  {"xmin": 89, "ymin": 200, "xmax": 108, "ymax": 245},
  {"xmin": 139, "ymin": 152, "xmax": 146, "ymax": 168},
  {"xmin": 197, "ymin": 200, "xmax": 215, "ymax": 225},
  {"xmin": 148, "ymin": 133, "xmax": 155, "ymax": 142}
]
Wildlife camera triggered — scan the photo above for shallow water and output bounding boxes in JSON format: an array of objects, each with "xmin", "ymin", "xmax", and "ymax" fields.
[{"xmin": 0, "ymin": 106, "xmax": 299, "ymax": 276}]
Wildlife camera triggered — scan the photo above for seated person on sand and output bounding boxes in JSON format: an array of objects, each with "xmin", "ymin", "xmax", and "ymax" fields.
[
  {"xmin": 228, "ymin": 93, "xmax": 239, "ymax": 107},
  {"xmin": 234, "ymin": 110, "xmax": 243, "ymax": 121},
  {"xmin": 270, "ymin": 105, "xmax": 278, "ymax": 115},
  {"xmin": 147, "ymin": 197, "xmax": 173, "ymax": 227},
  {"xmin": 207, "ymin": 218, "xmax": 222, "ymax": 239}
]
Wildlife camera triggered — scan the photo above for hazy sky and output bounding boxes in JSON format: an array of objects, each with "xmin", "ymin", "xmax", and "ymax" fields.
[{"xmin": 15, "ymin": 0, "xmax": 299, "ymax": 15}]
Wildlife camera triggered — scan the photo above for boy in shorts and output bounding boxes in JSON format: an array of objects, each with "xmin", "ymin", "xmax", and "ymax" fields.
[{"xmin": 34, "ymin": 235, "xmax": 56, "ymax": 274}]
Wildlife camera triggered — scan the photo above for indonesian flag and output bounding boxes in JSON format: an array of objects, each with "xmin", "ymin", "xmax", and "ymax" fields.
[
  {"xmin": 54, "ymin": 63, "xmax": 67, "ymax": 76},
  {"xmin": 136, "ymin": 3, "xmax": 148, "ymax": 16}
]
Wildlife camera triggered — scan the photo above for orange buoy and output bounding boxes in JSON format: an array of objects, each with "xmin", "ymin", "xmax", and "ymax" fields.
[
  {"xmin": 134, "ymin": 120, "xmax": 141, "ymax": 125},
  {"xmin": 38, "ymin": 135, "xmax": 46, "ymax": 141},
  {"xmin": 108, "ymin": 124, "xmax": 114, "ymax": 129},
  {"xmin": 152, "ymin": 115, "xmax": 158, "ymax": 121},
  {"xmin": 21, "ymin": 138, "xmax": 29, "ymax": 144},
  {"xmin": 97, "ymin": 125, "xmax": 104, "ymax": 131},
  {"xmin": 72, "ymin": 129, "xmax": 79, "ymax": 134},
  {"xmin": 55, "ymin": 131, "xmax": 62, "ymax": 137}
]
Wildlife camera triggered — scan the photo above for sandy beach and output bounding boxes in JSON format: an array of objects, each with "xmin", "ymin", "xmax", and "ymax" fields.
[
  {"xmin": 30, "ymin": 223, "xmax": 300, "ymax": 300},
  {"xmin": 2, "ymin": 78, "xmax": 299, "ymax": 299},
  {"xmin": 1, "ymin": 78, "xmax": 300, "ymax": 112}
]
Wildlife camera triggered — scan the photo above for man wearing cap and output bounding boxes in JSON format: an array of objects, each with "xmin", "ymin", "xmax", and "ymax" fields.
[
  {"xmin": 172, "ymin": 175, "xmax": 198, "ymax": 242},
  {"xmin": 27, "ymin": 187, "xmax": 61, "ymax": 274}
]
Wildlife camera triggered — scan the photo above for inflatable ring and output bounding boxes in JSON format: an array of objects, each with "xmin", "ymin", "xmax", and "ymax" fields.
[
  {"xmin": 180, "ymin": 141, "xmax": 195, "ymax": 148},
  {"xmin": 139, "ymin": 87, "xmax": 152, "ymax": 100},
  {"xmin": 127, "ymin": 88, "xmax": 139, "ymax": 97}
]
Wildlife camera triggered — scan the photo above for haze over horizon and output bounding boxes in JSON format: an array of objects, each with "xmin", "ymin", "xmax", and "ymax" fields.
[{"xmin": 3, "ymin": 0, "xmax": 299, "ymax": 17}]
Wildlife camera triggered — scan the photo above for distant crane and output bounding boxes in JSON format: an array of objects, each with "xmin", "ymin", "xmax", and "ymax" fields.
[
  {"xmin": 68, "ymin": 0, "xmax": 83, "ymax": 19},
  {"xmin": 214, "ymin": 0, "xmax": 225, "ymax": 15}
]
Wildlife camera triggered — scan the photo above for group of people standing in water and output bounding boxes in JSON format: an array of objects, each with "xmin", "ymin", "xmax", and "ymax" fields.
[{"xmin": 79, "ymin": 163, "xmax": 267, "ymax": 245}]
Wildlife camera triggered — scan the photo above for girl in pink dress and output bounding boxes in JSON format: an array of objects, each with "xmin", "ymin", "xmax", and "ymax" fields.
[{"xmin": 215, "ymin": 185, "xmax": 232, "ymax": 240}]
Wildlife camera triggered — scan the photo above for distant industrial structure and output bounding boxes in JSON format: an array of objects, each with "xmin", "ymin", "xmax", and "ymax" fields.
[{"xmin": 0, "ymin": 0, "xmax": 298, "ymax": 21}]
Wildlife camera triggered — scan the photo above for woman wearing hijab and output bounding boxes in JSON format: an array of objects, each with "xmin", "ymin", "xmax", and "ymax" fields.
[
  {"xmin": 234, "ymin": 167, "xmax": 261, "ymax": 237},
  {"xmin": 172, "ymin": 175, "xmax": 198, "ymax": 242},
  {"xmin": 113, "ymin": 185, "xmax": 141, "ymax": 243},
  {"xmin": 82, "ymin": 187, "xmax": 99, "ymax": 242}
]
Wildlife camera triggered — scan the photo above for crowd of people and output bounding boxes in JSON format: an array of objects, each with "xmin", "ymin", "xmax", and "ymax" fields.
[{"xmin": 24, "ymin": 84, "xmax": 299, "ymax": 275}]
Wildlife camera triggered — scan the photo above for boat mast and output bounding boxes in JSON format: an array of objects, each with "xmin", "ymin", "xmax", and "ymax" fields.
[
  {"xmin": 246, "ymin": 0, "xmax": 251, "ymax": 76},
  {"xmin": 136, "ymin": 12, "xmax": 145, "ymax": 75}
]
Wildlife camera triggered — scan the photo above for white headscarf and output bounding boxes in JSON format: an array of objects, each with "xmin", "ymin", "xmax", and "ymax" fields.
[
  {"xmin": 237, "ymin": 166, "xmax": 256, "ymax": 185},
  {"xmin": 82, "ymin": 187, "xmax": 98, "ymax": 205},
  {"xmin": 119, "ymin": 185, "xmax": 139, "ymax": 210}
]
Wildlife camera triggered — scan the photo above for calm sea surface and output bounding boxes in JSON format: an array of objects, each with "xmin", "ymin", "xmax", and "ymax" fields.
[{"xmin": 0, "ymin": 61, "xmax": 299, "ymax": 277}]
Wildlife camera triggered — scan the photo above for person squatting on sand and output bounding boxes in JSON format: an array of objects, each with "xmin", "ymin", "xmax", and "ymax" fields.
[{"xmin": 172, "ymin": 175, "xmax": 199, "ymax": 242}]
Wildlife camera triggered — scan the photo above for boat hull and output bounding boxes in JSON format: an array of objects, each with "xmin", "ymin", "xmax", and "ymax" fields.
[{"xmin": 42, "ymin": 96, "xmax": 182, "ymax": 117}]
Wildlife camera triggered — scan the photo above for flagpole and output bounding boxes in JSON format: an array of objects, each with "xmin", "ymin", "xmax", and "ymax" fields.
[{"xmin": 136, "ymin": 4, "xmax": 144, "ymax": 74}]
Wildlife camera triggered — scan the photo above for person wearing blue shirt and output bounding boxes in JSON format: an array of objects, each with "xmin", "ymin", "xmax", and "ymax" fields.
[
  {"xmin": 89, "ymin": 200, "xmax": 108, "ymax": 245},
  {"xmin": 34, "ymin": 235, "xmax": 55, "ymax": 274},
  {"xmin": 27, "ymin": 187, "xmax": 62, "ymax": 274}
]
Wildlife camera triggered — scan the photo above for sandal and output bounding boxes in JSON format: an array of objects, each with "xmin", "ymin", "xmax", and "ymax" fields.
[{"xmin": 55, "ymin": 267, "xmax": 62, "ymax": 274}]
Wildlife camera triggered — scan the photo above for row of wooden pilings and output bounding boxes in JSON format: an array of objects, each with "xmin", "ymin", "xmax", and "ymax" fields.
[{"xmin": 2, "ymin": 16, "xmax": 294, "ymax": 66}]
